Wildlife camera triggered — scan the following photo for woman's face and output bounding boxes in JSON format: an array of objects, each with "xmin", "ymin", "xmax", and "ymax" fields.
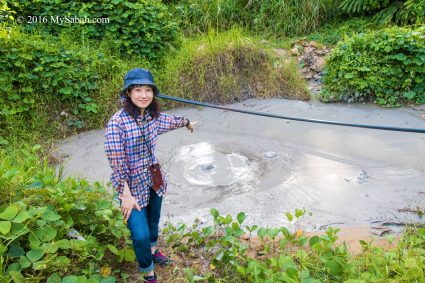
[{"xmin": 128, "ymin": 85, "xmax": 154, "ymax": 109}]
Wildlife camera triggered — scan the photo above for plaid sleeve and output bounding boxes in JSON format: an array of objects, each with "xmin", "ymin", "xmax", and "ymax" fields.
[
  {"xmin": 156, "ymin": 112, "xmax": 186, "ymax": 135},
  {"xmin": 104, "ymin": 118, "xmax": 129, "ymax": 195}
]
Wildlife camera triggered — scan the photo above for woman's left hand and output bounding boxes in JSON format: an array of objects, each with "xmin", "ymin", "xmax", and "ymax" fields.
[{"xmin": 186, "ymin": 121, "xmax": 197, "ymax": 133}]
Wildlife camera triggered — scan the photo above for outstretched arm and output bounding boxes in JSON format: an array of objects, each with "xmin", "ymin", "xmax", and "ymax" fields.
[{"xmin": 156, "ymin": 112, "xmax": 187, "ymax": 135}]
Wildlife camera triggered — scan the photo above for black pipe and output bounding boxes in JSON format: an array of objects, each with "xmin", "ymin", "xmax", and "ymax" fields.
[{"xmin": 157, "ymin": 94, "xmax": 425, "ymax": 134}]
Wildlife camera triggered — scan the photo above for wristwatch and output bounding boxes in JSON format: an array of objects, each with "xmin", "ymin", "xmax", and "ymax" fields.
[{"xmin": 184, "ymin": 119, "xmax": 190, "ymax": 127}]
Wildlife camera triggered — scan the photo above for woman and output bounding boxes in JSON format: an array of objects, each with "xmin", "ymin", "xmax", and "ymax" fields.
[{"xmin": 104, "ymin": 68, "xmax": 196, "ymax": 283}]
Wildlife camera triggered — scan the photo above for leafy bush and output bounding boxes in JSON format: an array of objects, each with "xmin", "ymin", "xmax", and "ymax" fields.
[
  {"xmin": 0, "ymin": 144, "xmax": 133, "ymax": 281},
  {"xmin": 157, "ymin": 29, "xmax": 309, "ymax": 105},
  {"xmin": 171, "ymin": 0, "xmax": 339, "ymax": 37},
  {"xmin": 305, "ymin": 17, "xmax": 383, "ymax": 45},
  {"xmin": 7, "ymin": 0, "xmax": 179, "ymax": 59},
  {"xmin": 340, "ymin": 0, "xmax": 425, "ymax": 25},
  {"xmin": 321, "ymin": 26, "xmax": 425, "ymax": 106},
  {"xmin": 162, "ymin": 208, "xmax": 425, "ymax": 281},
  {"xmin": 0, "ymin": 25, "xmax": 148, "ymax": 143}
]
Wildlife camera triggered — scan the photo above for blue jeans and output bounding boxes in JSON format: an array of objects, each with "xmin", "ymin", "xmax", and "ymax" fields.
[{"xmin": 126, "ymin": 187, "xmax": 162, "ymax": 273}]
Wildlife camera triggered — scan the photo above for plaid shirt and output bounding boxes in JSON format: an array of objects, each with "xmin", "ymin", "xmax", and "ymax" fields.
[{"xmin": 104, "ymin": 109, "xmax": 186, "ymax": 208}]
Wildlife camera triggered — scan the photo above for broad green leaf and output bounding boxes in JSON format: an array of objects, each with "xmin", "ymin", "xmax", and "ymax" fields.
[
  {"xmin": 7, "ymin": 245, "xmax": 25, "ymax": 258},
  {"xmin": 99, "ymin": 277, "xmax": 116, "ymax": 283},
  {"xmin": 11, "ymin": 223, "xmax": 29, "ymax": 235},
  {"xmin": 62, "ymin": 275, "xmax": 78, "ymax": 283},
  {"xmin": 29, "ymin": 233, "xmax": 41, "ymax": 248},
  {"xmin": 41, "ymin": 211, "xmax": 61, "ymax": 222},
  {"xmin": 47, "ymin": 273, "xmax": 61, "ymax": 283},
  {"xmin": 237, "ymin": 212, "xmax": 247, "ymax": 224},
  {"xmin": 13, "ymin": 211, "xmax": 30, "ymax": 223},
  {"xmin": 210, "ymin": 208, "xmax": 219, "ymax": 218},
  {"xmin": 0, "ymin": 205, "xmax": 19, "ymax": 220},
  {"xmin": 107, "ymin": 244, "xmax": 119, "ymax": 255},
  {"xmin": 122, "ymin": 248, "xmax": 135, "ymax": 262},
  {"xmin": 8, "ymin": 271, "xmax": 24, "ymax": 283},
  {"xmin": 55, "ymin": 256, "xmax": 71, "ymax": 265},
  {"xmin": 0, "ymin": 220, "xmax": 12, "ymax": 234},
  {"xmin": 257, "ymin": 228, "xmax": 267, "ymax": 239},
  {"xmin": 41, "ymin": 242, "xmax": 58, "ymax": 254},
  {"xmin": 19, "ymin": 256, "xmax": 31, "ymax": 269},
  {"xmin": 202, "ymin": 226, "xmax": 215, "ymax": 237},
  {"xmin": 6, "ymin": 262, "xmax": 22, "ymax": 273},
  {"xmin": 34, "ymin": 225, "xmax": 57, "ymax": 242},
  {"xmin": 285, "ymin": 212, "xmax": 293, "ymax": 222},
  {"xmin": 57, "ymin": 239, "xmax": 71, "ymax": 249},
  {"xmin": 26, "ymin": 249, "xmax": 44, "ymax": 262}
]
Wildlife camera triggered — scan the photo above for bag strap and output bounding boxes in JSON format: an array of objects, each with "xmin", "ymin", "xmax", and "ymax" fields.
[{"xmin": 132, "ymin": 115, "xmax": 155, "ymax": 164}]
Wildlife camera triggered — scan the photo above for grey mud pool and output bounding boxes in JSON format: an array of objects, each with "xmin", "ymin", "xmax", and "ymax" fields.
[{"xmin": 56, "ymin": 98, "xmax": 425, "ymax": 232}]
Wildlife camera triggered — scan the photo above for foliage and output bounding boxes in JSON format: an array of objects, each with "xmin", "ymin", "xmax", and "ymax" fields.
[
  {"xmin": 305, "ymin": 17, "xmax": 383, "ymax": 45},
  {"xmin": 6, "ymin": 0, "xmax": 179, "ymax": 59},
  {"xmin": 157, "ymin": 29, "xmax": 309, "ymax": 105},
  {"xmin": 170, "ymin": 0, "xmax": 339, "ymax": 37},
  {"xmin": 163, "ymin": 208, "xmax": 425, "ymax": 282},
  {"xmin": 0, "ymin": 25, "xmax": 148, "ymax": 143},
  {"xmin": 340, "ymin": 0, "xmax": 425, "ymax": 25},
  {"xmin": 321, "ymin": 26, "xmax": 425, "ymax": 106},
  {"xmin": 0, "ymin": 144, "xmax": 133, "ymax": 282}
]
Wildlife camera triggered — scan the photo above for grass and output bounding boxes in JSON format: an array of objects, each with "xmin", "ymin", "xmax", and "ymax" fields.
[
  {"xmin": 156, "ymin": 28, "xmax": 309, "ymax": 109},
  {"xmin": 171, "ymin": 0, "xmax": 339, "ymax": 37}
]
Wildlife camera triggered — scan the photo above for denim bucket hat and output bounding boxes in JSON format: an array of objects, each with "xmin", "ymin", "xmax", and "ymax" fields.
[{"xmin": 122, "ymin": 68, "xmax": 159, "ymax": 96}]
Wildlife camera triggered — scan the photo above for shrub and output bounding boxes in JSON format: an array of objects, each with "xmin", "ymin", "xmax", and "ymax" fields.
[
  {"xmin": 157, "ymin": 29, "xmax": 309, "ymax": 105},
  {"xmin": 163, "ymin": 208, "xmax": 425, "ymax": 281},
  {"xmin": 0, "ymin": 144, "xmax": 133, "ymax": 281},
  {"xmin": 339, "ymin": 0, "xmax": 425, "ymax": 25},
  {"xmin": 321, "ymin": 26, "xmax": 425, "ymax": 106},
  {"xmin": 0, "ymin": 25, "xmax": 147, "ymax": 143},
  {"xmin": 7, "ymin": 0, "xmax": 179, "ymax": 59}
]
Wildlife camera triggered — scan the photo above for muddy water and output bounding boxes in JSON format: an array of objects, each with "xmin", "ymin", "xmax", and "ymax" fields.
[{"xmin": 57, "ymin": 99, "xmax": 425, "ymax": 231}]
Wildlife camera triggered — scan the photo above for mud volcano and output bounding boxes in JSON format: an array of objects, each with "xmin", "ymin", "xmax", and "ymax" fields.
[{"xmin": 57, "ymin": 98, "xmax": 425, "ymax": 231}]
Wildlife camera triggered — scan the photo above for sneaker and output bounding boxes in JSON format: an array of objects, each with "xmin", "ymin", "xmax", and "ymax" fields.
[
  {"xmin": 143, "ymin": 273, "xmax": 157, "ymax": 283},
  {"xmin": 152, "ymin": 249, "xmax": 173, "ymax": 267}
]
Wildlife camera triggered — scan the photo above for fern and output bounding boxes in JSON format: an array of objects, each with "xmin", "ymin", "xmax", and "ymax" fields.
[
  {"xmin": 340, "ymin": 0, "xmax": 424, "ymax": 25},
  {"xmin": 372, "ymin": 3, "xmax": 400, "ymax": 25},
  {"xmin": 340, "ymin": 0, "xmax": 389, "ymax": 14}
]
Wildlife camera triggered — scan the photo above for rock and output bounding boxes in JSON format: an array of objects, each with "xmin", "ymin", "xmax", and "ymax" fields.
[
  {"xmin": 290, "ymin": 47, "xmax": 299, "ymax": 56},
  {"xmin": 309, "ymin": 41, "xmax": 321, "ymax": 49},
  {"xmin": 241, "ymin": 234, "xmax": 250, "ymax": 240},
  {"xmin": 311, "ymin": 57, "xmax": 325, "ymax": 72},
  {"xmin": 303, "ymin": 46, "xmax": 314, "ymax": 54},
  {"xmin": 313, "ymin": 74, "xmax": 321, "ymax": 81},
  {"xmin": 304, "ymin": 72, "xmax": 314, "ymax": 79},
  {"xmin": 302, "ymin": 52, "xmax": 315, "ymax": 66},
  {"xmin": 264, "ymin": 151, "xmax": 278, "ymax": 158},
  {"xmin": 256, "ymin": 83, "xmax": 264, "ymax": 92},
  {"xmin": 301, "ymin": 40, "xmax": 309, "ymax": 47},
  {"xmin": 273, "ymin": 48, "xmax": 287, "ymax": 57}
]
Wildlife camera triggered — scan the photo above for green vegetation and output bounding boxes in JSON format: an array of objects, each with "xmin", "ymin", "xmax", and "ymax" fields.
[
  {"xmin": 7, "ymin": 0, "xmax": 179, "ymax": 59},
  {"xmin": 304, "ymin": 17, "xmax": 382, "ymax": 45},
  {"xmin": 321, "ymin": 26, "xmax": 425, "ymax": 106},
  {"xmin": 0, "ymin": 24, "xmax": 148, "ymax": 144},
  {"xmin": 162, "ymin": 208, "xmax": 425, "ymax": 282},
  {"xmin": 339, "ymin": 0, "xmax": 425, "ymax": 25},
  {"xmin": 157, "ymin": 29, "xmax": 309, "ymax": 105},
  {"xmin": 0, "ymin": 145, "xmax": 133, "ymax": 282},
  {"xmin": 170, "ymin": 0, "xmax": 338, "ymax": 37},
  {"xmin": 1, "ymin": 0, "xmax": 425, "ymax": 281}
]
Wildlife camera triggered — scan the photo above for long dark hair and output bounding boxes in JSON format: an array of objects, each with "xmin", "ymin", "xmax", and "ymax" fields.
[{"xmin": 121, "ymin": 85, "xmax": 160, "ymax": 119}]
